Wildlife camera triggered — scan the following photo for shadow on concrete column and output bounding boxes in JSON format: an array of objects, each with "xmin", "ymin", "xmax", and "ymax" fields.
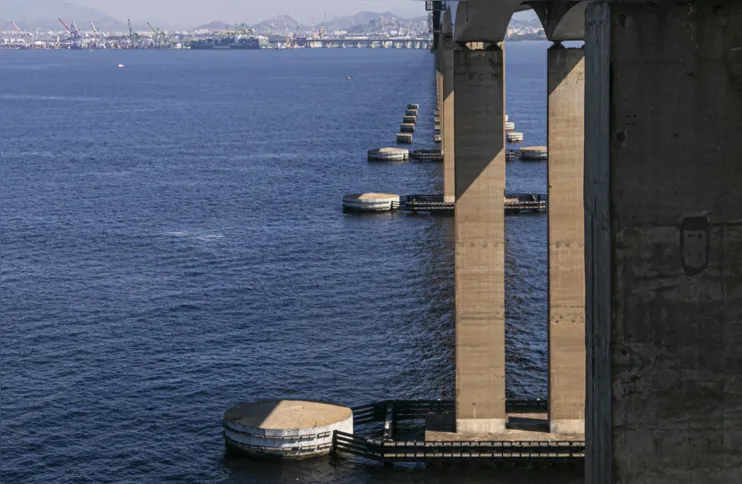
[
  {"xmin": 442, "ymin": 34, "xmax": 455, "ymax": 203},
  {"xmin": 454, "ymin": 44, "xmax": 507, "ymax": 434},
  {"xmin": 547, "ymin": 44, "xmax": 586, "ymax": 436}
]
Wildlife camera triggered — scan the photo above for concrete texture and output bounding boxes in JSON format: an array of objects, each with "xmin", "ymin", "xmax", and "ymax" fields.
[
  {"xmin": 454, "ymin": 0, "xmax": 526, "ymax": 43},
  {"xmin": 585, "ymin": 2, "xmax": 742, "ymax": 483},
  {"xmin": 454, "ymin": 46, "xmax": 507, "ymax": 434},
  {"xmin": 533, "ymin": 1, "xmax": 588, "ymax": 41},
  {"xmin": 367, "ymin": 148, "xmax": 408, "ymax": 161},
  {"xmin": 547, "ymin": 45, "xmax": 586, "ymax": 436},
  {"xmin": 443, "ymin": 34, "xmax": 455, "ymax": 203},
  {"xmin": 342, "ymin": 193, "xmax": 400, "ymax": 212},
  {"xmin": 426, "ymin": 412, "xmax": 585, "ymax": 442},
  {"xmin": 223, "ymin": 400, "xmax": 353, "ymax": 459}
]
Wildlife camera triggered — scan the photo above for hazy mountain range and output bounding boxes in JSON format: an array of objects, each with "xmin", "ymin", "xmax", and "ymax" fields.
[
  {"xmin": 195, "ymin": 12, "xmax": 428, "ymax": 35},
  {"xmin": 2, "ymin": 1, "xmax": 540, "ymax": 37},
  {"xmin": 1, "ymin": 0, "xmax": 164, "ymax": 32}
]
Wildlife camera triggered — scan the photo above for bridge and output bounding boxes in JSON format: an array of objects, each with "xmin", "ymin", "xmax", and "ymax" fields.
[
  {"xmin": 423, "ymin": 1, "xmax": 741, "ymax": 483},
  {"xmin": 289, "ymin": 37, "xmax": 432, "ymax": 49}
]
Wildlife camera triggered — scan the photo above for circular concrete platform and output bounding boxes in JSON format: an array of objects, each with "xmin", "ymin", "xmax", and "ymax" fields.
[
  {"xmin": 342, "ymin": 193, "xmax": 400, "ymax": 212},
  {"xmin": 367, "ymin": 147, "xmax": 409, "ymax": 161},
  {"xmin": 507, "ymin": 131, "xmax": 524, "ymax": 143},
  {"xmin": 223, "ymin": 400, "xmax": 353, "ymax": 459}
]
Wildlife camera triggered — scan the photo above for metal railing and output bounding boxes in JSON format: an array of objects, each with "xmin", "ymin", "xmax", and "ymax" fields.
[
  {"xmin": 333, "ymin": 431, "xmax": 584, "ymax": 463},
  {"xmin": 334, "ymin": 400, "xmax": 584, "ymax": 463},
  {"xmin": 397, "ymin": 195, "xmax": 548, "ymax": 213},
  {"xmin": 352, "ymin": 399, "xmax": 547, "ymax": 425}
]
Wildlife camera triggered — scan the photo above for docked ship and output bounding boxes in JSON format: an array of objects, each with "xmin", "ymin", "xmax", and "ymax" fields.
[{"xmin": 189, "ymin": 36, "xmax": 261, "ymax": 50}]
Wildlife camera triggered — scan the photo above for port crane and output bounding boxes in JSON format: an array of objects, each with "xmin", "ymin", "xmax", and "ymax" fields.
[
  {"xmin": 319, "ymin": 14, "xmax": 327, "ymax": 40},
  {"xmin": 128, "ymin": 19, "xmax": 134, "ymax": 46},
  {"xmin": 89, "ymin": 22, "xmax": 103, "ymax": 48},
  {"xmin": 71, "ymin": 22, "xmax": 85, "ymax": 47},
  {"xmin": 11, "ymin": 22, "xmax": 27, "ymax": 38},
  {"xmin": 58, "ymin": 18, "xmax": 78, "ymax": 49},
  {"xmin": 146, "ymin": 21, "xmax": 162, "ymax": 48}
]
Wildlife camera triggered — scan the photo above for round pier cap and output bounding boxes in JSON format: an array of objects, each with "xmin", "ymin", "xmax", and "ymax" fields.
[
  {"xmin": 507, "ymin": 131, "xmax": 524, "ymax": 142},
  {"xmin": 343, "ymin": 193, "xmax": 400, "ymax": 212},
  {"xmin": 223, "ymin": 400, "xmax": 353, "ymax": 459},
  {"xmin": 368, "ymin": 147, "xmax": 408, "ymax": 161}
]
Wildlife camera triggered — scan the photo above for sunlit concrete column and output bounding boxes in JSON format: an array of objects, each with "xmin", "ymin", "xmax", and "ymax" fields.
[
  {"xmin": 585, "ymin": 2, "xmax": 742, "ymax": 483},
  {"xmin": 547, "ymin": 44, "xmax": 586, "ymax": 436},
  {"xmin": 454, "ymin": 44, "xmax": 506, "ymax": 434},
  {"xmin": 442, "ymin": 34, "xmax": 455, "ymax": 202}
]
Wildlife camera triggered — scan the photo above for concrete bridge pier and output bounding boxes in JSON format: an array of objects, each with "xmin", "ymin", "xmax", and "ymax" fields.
[
  {"xmin": 451, "ymin": 0, "xmax": 523, "ymax": 435},
  {"xmin": 547, "ymin": 41, "xmax": 586, "ymax": 437},
  {"xmin": 534, "ymin": 0, "xmax": 591, "ymax": 437},
  {"xmin": 584, "ymin": 1, "xmax": 742, "ymax": 482},
  {"xmin": 442, "ymin": 8, "xmax": 455, "ymax": 203},
  {"xmin": 453, "ymin": 43, "xmax": 507, "ymax": 435},
  {"xmin": 436, "ymin": 38, "xmax": 444, "ymax": 137}
]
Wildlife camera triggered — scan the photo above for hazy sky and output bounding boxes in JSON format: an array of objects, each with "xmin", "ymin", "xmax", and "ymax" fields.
[{"xmin": 66, "ymin": 0, "xmax": 535, "ymax": 26}]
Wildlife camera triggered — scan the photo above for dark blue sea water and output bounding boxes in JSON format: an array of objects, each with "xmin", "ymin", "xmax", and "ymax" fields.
[{"xmin": 1, "ymin": 44, "xmax": 579, "ymax": 483}]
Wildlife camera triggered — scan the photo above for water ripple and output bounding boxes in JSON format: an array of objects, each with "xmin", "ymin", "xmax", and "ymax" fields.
[{"xmin": 0, "ymin": 44, "xmax": 576, "ymax": 483}]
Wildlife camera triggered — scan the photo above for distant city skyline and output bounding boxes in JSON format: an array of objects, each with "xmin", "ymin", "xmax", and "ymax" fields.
[{"xmin": 21, "ymin": 0, "xmax": 536, "ymax": 29}]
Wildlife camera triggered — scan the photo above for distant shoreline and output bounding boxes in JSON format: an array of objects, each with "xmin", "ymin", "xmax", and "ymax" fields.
[{"xmin": 506, "ymin": 36, "xmax": 548, "ymax": 42}]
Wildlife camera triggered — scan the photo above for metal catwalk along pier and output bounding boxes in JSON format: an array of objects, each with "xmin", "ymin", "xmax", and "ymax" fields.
[{"xmin": 331, "ymin": 400, "xmax": 584, "ymax": 463}]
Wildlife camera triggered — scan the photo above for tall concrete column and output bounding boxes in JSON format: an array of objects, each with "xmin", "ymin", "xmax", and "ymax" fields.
[
  {"xmin": 585, "ymin": 2, "xmax": 742, "ymax": 482},
  {"xmin": 436, "ymin": 44, "xmax": 444, "ymax": 134},
  {"xmin": 454, "ymin": 45, "xmax": 506, "ymax": 434},
  {"xmin": 442, "ymin": 34, "xmax": 455, "ymax": 203},
  {"xmin": 547, "ymin": 44, "xmax": 586, "ymax": 435}
]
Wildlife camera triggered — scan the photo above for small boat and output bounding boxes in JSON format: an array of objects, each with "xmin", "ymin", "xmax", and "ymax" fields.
[
  {"xmin": 346, "ymin": 76, "xmax": 352, "ymax": 80},
  {"xmin": 117, "ymin": 64, "xmax": 125, "ymax": 68}
]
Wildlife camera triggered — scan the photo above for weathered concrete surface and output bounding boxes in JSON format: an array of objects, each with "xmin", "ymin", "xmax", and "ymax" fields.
[
  {"xmin": 454, "ymin": 0, "xmax": 526, "ymax": 43},
  {"xmin": 443, "ymin": 34, "xmax": 455, "ymax": 203},
  {"xmin": 533, "ymin": 1, "xmax": 589, "ymax": 41},
  {"xmin": 224, "ymin": 400, "xmax": 353, "ymax": 459},
  {"xmin": 547, "ymin": 44, "xmax": 586, "ymax": 436},
  {"xmin": 426, "ymin": 412, "xmax": 585, "ymax": 442},
  {"xmin": 454, "ymin": 46, "xmax": 507, "ymax": 434},
  {"xmin": 585, "ymin": 2, "xmax": 742, "ymax": 483}
]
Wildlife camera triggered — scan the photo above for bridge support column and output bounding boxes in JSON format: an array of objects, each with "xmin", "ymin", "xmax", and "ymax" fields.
[
  {"xmin": 547, "ymin": 44, "xmax": 585, "ymax": 436},
  {"xmin": 454, "ymin": 44, "xmax": 506, "ymax": 434},
  {"xmin": 585, "ymin": 2, "xmax": 742, "ymax": 482},
  {"xmin": 442, "ymin": 26, "xmax": 455, "ymax": 202},
  {"xmin": 436, "ymin": 44, "xmax": 444, "ymax": 132}
]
